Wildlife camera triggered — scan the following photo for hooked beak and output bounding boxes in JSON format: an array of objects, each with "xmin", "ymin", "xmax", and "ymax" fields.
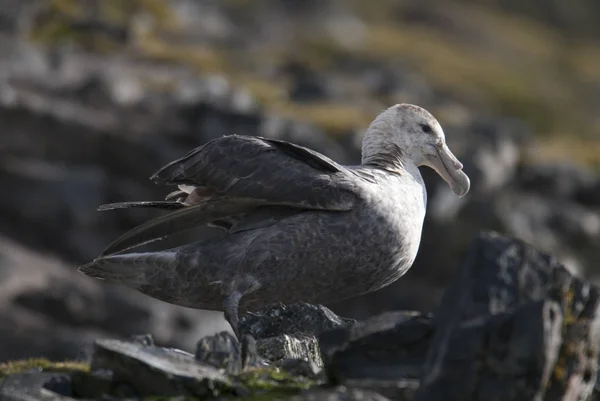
[{"xmin": 428, "ymin": 143, "xmax": 470, "ymax": 197}]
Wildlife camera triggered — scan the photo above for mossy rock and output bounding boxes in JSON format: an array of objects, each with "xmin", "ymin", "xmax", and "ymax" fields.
[
  {"xmin": 0, "ymin": 358, "xmax": 321, "ymax": 400},
  {"xmin": 0, "ymin": 358, "xmax": 89, "ymax": 378}
]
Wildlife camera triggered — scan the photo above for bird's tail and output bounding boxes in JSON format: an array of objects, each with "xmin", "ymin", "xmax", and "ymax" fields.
[
  {"xmin": 78, "ymin": 251, "xmax": 177, "ymax": 284},
  {"xmin": 97, "ymin": 201, "xmax": 184, "ymax": 212}
]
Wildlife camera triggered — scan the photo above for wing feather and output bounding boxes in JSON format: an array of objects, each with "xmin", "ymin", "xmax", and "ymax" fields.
[
  {"xmin": 150, "ymin": 135, "xmax": 356, "ymax": 210},
  {"xmin": 100, "ymin": 197, "xmax": 266, "ymax": 256},
  {"xmin": 100, "ymin": 135, "xmax": 362, "ymax": 255}
]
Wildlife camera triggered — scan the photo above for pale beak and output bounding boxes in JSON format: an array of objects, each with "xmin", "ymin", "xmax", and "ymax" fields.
[{"xmin": 428, "ymin": 143, "xmax": 470, "ymax": 197}]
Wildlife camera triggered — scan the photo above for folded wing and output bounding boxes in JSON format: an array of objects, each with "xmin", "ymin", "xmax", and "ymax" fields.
[
  {"xmin": 100, "ymin": 135, "xmax": 360, "ymax": 256},
  {"xmin": 150, "ymin": 135, "xmax": 356, "ymax": 209}
]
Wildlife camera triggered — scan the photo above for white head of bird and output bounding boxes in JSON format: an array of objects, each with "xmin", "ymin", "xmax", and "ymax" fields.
[{"xmin": 362, "ymin": 103, "xmax": 470, "ymax": 197}]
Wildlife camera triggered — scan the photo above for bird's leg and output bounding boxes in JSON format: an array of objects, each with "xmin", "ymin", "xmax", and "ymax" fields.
[{"xmin": 223, "ymin": 290, "xmax": 244, "ymax": 340}]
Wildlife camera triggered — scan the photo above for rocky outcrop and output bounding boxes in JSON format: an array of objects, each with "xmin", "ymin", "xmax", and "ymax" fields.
[
  {"xmin": 321, "ymin": 231, "xmax": 600, "ymax": 400},
  {"xmin": 417, "ymin": 231, "xmax": 600, "ymax": 400},
  {"xmin": 239, "ymin": 303, "xmax": 356, "ymax": 367},
  {"xmin": 1, "ymin": 232, "xmax": 598, "ymax": 400}
]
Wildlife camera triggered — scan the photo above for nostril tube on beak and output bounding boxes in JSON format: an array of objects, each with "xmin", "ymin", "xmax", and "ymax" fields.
[{"xmin": 440, "ymin": 143, "xmax": 463, "ymax": 170}]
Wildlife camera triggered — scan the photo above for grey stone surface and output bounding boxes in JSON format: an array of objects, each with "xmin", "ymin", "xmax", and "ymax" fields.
[
  {"xmin": 286, "ymin": 386, "xmax": 392, "ymax": 401},
  {"xmin": 417, "ymin": 231, "xmax": 600, "ymax": 401},
  {"xmin": 89, "ymin": 338, "xmax": 231, "ymax": 397},
  {"xmin": 277, "ymin": 358, "xmax": 322, "ymax": 379},
  {"xmin": 0, "ymin": 372, "xmax": 74, "ymax": 400},
  {"xmin": 0, "ymin": 389, "xmax": 75, "ymax": 401},
  {"xmin": 238, "ymin": 303, "xmax": 356, "ymax": 367},
  {"xmin": 70, "ymin": 369, "xmax": 113, "ymax": 398},
  {"xmin": 320, "ymin": 311, "xmax": 432, "ymax": 382},
  {"xmin": 240, "ymin": 303, "xmax": 357, "ymax": 339},
  {"xmin": 195, "ymin": 331, "xmax": 242, "ymax": 374},
  {"xmin": 343, "ymin": 379, "xmax": 419, "ymax": 401},
  {"xmin": 256, "ymin": 335, "xmax": 323, "ymax": 367},
  {"xmin": 237, "ymin": 302, "xmax": 357, "ymax": 367}
]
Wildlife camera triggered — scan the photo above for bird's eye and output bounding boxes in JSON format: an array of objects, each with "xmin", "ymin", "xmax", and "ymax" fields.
[{"xmin": 421, "ymin": 124, "xmax": 432, "ymax": 133}]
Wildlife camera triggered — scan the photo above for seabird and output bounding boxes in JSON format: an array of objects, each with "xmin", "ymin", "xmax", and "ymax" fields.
[{"xmin": 79, "ymin": 104, "xmax": 470, "ymax": 338}]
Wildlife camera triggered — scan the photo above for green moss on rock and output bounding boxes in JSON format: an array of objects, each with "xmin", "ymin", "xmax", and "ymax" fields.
[{"xmin": 0, "ymin": 358, "xmax": 90, "ymax": 377}]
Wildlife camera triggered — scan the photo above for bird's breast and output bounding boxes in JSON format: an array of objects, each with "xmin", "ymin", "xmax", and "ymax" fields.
[{"xmin": 360, "ymin": 174, "xmax": 427, "ymax": 273}]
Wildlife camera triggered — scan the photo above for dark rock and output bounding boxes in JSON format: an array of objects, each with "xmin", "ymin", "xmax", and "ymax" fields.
[
  {"xmin": 518, "ymin": 162, "xmax": 596, "ymax": 201},
  {"xmin": 0, "ymin": 160, "xmax": 109, "ymax": 261},
  {"xmin": 577, "ymin": 178, "xmax": 600, "ymax": 207},
  {"xmin": 71, "ymin": 369, "xmax": 114, "ymax": 398},
  {"xmin": 593, "ymin": 372, "xmax": 600, "ymax": 401},
  {"xmin": 0, "ymin": 389, "xmax": 75, "ymax": 401},
  {"xmin": 320, "ymin": 311, "xmax": 432, "ymax": 383},
  {"xmin": 89, "ymin": 338, "xmax": 231, "ymax": 397},
  {"xmin": 0, "ymin": 372, "xmax": 73, "ymax": 400},
  {"xmin": 194, "ymin": 332, "xmax": 268, "ymax": 374},
  {"xmin": 425, "ymin": 299, "xmax": 562, "ymax": 401},
  {"xmin": 195, "ymin": 331, "xmax": 242, "ymax": 374},
  {"xmin": 239, "ymin": 303, "xmax": 355, "ymax": 367},
  {"xmin": 417, "ymin": 231, "xmax": 600, "ymax": 401},
  {"xmin": 277, "ymin": 358, "xmax": 322, "ymax": 379},
  {"xmin": 256, "ymin": 334, "xmax": 323, "ymax": 366},
  {"xmin": 41, "ymin": 374, "xmax": 72, "ymax": 397},
  {"xmin": 240, "ymin": 302, "xmax": 356, "ymax": 339},
  {"xmin": 287, "ymin": 385, "xmax": 392, "ymax": 401},
  {"xmin": 343, "ymin": 379, "xmax": 419, "ymax": 401},
  {"xmin": 240, "ymin": 335, "xmax": 267, "ymax": 369}
]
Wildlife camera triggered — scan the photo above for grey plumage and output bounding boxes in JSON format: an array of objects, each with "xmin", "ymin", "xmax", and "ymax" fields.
[{"xmin": 79, "ymin": 104, "xmax": 471, "ymax": 338}]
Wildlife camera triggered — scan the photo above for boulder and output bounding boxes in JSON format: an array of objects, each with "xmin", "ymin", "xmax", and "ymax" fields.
[
  {"xmin": 240, "ymin": 302, "xmax": 357, "ymax": 339},
  {"xmin": 320, "ymin": 311, "xmax": 432, "ymax": 382},
  {"xmin": 85, "ymin": 338, "xmax": 230, "ymax": 397},
  {"xmin": 194, "ymin": 331, "xmax": 267, "ymax": 374},
  {"xmin": 240, "ymin": 302, "xmax": 356, "ymax": 366},
  {"xmin": 0, "ymin": 372, "xmax": 74, "ymax": 400},
  {"xmin": 417, "ymin": 231, "xmax": 600, "ymax": 401}
]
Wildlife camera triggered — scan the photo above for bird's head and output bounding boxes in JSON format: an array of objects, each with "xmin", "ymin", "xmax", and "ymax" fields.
[{"xmin": 362, "ymin": 103, "xmax": 470, "ymax": 197}]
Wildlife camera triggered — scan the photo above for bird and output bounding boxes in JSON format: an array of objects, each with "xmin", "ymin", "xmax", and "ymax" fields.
[{"xmin": 79, "ymin": 103, "xmax": 470, "ymax": 339}]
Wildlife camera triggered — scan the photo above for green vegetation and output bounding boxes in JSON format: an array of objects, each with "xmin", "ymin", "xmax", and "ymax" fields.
[
  {"xmin": 142, "ymin": 367, "xmax": 319, "ymax": 400},
  {"xmin": 236, "ymin": 367, "xmax": 318, "ymax": 391},
  {"xmin": 0, "ymin": 358, "xmax": 89, "ymax": 377}
]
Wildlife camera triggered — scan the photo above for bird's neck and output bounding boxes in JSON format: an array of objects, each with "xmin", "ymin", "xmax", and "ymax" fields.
[
  {"xmin": 361, "ymin": 124, "xmax": 409, "ymax": 173},
  {"xmin": 362, "ymin": 144, "xmax": 407, "ymax": 173}
]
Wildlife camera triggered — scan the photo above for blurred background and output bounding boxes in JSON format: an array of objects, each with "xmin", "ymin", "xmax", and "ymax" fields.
[{"xmin": 0, "ymin": 0, "xmax": 599, "ymax": 362}]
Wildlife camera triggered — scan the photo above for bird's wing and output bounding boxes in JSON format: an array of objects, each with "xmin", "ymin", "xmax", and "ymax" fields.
[
  {"xmin": 99, "ymin": 197, "xmax": 268, "ymax": 256},
  {"xmin": 100, "ymin": 135, "xmax": 362, "ymax": 256},
  {"xmin": 150, "ymin": 135, "xmax": 357, "ymax": 210}
]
